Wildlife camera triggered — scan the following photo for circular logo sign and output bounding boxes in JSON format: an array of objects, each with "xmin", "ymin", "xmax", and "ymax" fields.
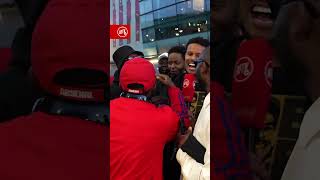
[
  {"xmin": 234, "ymin": 57, "xmax": 254, "ymax": 82},
  {"xmin": 183, "ymin": 79, "xmax": 190, "ymax": 88},
  {"xmin": 117, "ymin": 26, "xmax": 129, "ymax": 38},
  {"xmin": 265, "ymin": 60, "xmax": 273, "ymax": 87}
]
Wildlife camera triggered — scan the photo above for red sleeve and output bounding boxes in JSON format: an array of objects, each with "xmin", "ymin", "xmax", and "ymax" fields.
[
  {"xmin": 168, "ymin": 86, "xmax": 191, "ymax": 128},
  {"xmin": 167, "ymin": 110, "xmax": 180, "ymax": 141},
  {"xmin": 157, "ymin": 105, "xmax": 180, "ymax": 142}
]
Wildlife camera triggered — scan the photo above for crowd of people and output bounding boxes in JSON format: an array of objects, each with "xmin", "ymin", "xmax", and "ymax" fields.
[
  {"xmin": 109, "ymin": 37, "xmax": 210, "ymax": 179},
  {"xmin": 0, "ymin": 0, "xmax": 211, "ymax": 179},
  {"xmin": 0, "ymin": 0, "xmax": 320, "ymax": 179},
  {"xmin": 0, "ymin": 0, "xmax": 108, "ymax": 179}
]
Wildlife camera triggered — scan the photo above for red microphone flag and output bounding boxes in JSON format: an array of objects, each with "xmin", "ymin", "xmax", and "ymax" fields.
[
  {"xmin": 183, "ymin": 73, "xmax": 196, "ymax": 103},
  {"xmin": 232, "ymin": 38, "xmax": 273, "ymax": 129}
]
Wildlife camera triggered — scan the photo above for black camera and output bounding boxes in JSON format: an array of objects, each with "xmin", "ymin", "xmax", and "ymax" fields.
[{"xmin": 158, "ymin": 67, "xmax": 170, "ymax": 75}]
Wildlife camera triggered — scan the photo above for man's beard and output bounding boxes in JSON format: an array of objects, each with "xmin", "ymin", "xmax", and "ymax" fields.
[{"xmin": 196, "ymin": 69, "xmax": 207, "ymax": 91}]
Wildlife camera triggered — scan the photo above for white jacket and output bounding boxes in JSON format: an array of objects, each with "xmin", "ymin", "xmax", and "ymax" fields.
[
  {"xmin": 281, "ymin": 98, "xmax": 320, "ymax": 180},
  {"xmin": 176, "ymin": 93, "xmax": 210, "ymax": 180}
]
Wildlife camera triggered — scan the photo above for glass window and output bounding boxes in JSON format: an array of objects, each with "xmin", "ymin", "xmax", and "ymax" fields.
[
  {"xmin": 178, "ymin": 15, "xmax": 209, "ymax": 36},
  {"xmin": 177, "ymin": 1, "xmax": 194, "ymax": 16},
  {"xmin": 179, "ymin": 32, "xmax": 209, "ymax": 46},
  {"xmin": 192, "ymin": 0, "xmax": 205, "ymax": 13},
  {"xmin": 142, "ymin": 27, "xmax": 156, "ymax": 43},
  {"xmin": 156, "ymin": 38, "xmax": 179, "ymax": 54},
  {"xmin": 152, "ymin": 0, "xmax": 175, "ymax": 9},
  {"xmin": 141, "ymin": 13, "xmax": 154, "ymax": 29},
  {"xmin": 140, "ymin": 0, "xmax": 153, "ymax": 14},
  {"xmin": 177, "ymin": 0, "xmax": 206, "ymax": 17},
  {"xmin": 154, "ymin": 19, "xmax": 181, "ymax": 41},
  {"xmin": 153, "ymin": 5, "xmax": 177, "ymax": 25},
  {"xmin": 143, "ymin": 42, "xmax": 158, "ymax": 57},
  {"xmin": 205, "ymin": 0, "xmax": 210, "ymax": 12}
]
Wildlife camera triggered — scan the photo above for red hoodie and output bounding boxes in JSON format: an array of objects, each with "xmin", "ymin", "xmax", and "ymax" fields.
[
  {"xmin": 110, "ymin": 87, "xmax": 183, "ymax": 179},
  {"xmin": 0, "ymin": 112, "xmax": 108, "ymax": 180}
]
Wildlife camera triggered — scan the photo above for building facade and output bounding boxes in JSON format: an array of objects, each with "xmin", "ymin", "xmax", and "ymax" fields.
[
  {"xmin": 110, "ymin": 0, "xmax": 210, "ymax": 74},
  {"xmin": 140, "ymin": 0, "xmax": 210, "ymax": 59}
]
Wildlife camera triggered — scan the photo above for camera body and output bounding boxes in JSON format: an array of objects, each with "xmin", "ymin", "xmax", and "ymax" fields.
[{"xmin": 158, "ymin": 66, "xmax": 170, "ymax": 75}]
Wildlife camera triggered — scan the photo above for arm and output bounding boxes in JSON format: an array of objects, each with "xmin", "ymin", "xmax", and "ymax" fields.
[
  {"xmin": 176, "ymin": 137, "xmax": 210, "ymax": 180},
  {"xmin": 158, "ymin": 74, "xmax": 191, "ymax": 129},
  {"xmin": 168, "ymin": 87, "xmax": 189, "ymax": 121},
  {"xmin": 180, "ymin": 134, "xmax": 206, "ymax": 164},
  {"xmin": 176, "ymin": 106, "xmax": 210, "ymax": 180},
  {"xmin": 168, "ymin": 86, "xmax": 191, "ymax": 134}
]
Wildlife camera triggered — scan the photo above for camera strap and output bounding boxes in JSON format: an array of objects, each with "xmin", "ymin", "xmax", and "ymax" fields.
[
  {"xmin": 32, "ymin": 97, "xmax": 109, "ymax": 125},
  {"xmin": 120, "ymin": 92, "xmax": 149, "ymax": 102}
]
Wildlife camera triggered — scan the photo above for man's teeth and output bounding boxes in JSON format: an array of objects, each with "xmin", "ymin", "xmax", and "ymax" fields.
[
  {"xmin": 189, "ymin": 63, "xmax": 195, "ymax": 67},
  {"xmin": 253, "ymin": 6, "xmax": 271, "ymax": 14}
]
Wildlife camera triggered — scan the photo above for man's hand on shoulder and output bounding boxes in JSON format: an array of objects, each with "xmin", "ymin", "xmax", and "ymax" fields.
[{"xmin": 157, "ymin": 74, "xmax": 175, "ymax": 87}]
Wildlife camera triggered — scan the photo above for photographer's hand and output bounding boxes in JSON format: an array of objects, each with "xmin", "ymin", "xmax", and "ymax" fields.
[
  {"xmin": 177, "ymin": 127, "xmax": 192, "ymax": 148},
  {"xmin": 157, "ymin": 74, "xmax": 175, "ymax": 87}
]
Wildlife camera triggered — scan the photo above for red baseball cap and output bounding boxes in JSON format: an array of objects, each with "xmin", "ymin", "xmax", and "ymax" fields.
[
  {"xmin": 31, "ymin": 0, "xmax": 108, "ymax": 102},
  {"xmin": 120, "ymin": 58, "xmax": 156, "ymax": 94}
]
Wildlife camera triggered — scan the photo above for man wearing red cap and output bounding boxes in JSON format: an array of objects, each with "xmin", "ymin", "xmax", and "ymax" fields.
[
  {"xmin": 110, "ymin": 57, "xmax": 187, "ymax": 179},
  {"xmin": 0, "ymin": 0, "xmax": 108, "ymax": 179}
]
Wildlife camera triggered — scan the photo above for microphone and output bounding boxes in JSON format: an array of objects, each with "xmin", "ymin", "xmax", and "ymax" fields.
[
  {"xmin": 232, "ymin": 38, "xmax": 273, "ymax": 129},
  {"xmin": 182, "ymin": 73, "xmax": 196, "ymax": 103}
]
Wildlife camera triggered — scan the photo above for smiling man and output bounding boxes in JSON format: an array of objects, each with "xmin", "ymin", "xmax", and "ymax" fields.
[
  {"xmin": 185, "ymin": 37, "xmax": 209, "ymax": 75},
  {"xmin": 177, "ymin": 47, "xmax": 211, "ymax": 180},
  {"xmin": 239, "ymin": 0, "xmax": 274, "ymax": 38}
]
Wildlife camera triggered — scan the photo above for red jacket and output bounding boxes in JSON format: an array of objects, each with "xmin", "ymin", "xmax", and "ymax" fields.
[
  {"xmin": 110, "ymin": 87, "xmax": 182, "ymax": 180},
  {"xmin": 0, "ymin": 48, "xmax": 11, "ymax": 73},
  {"xmin": 0, "ymin": 112, "xmax": 108, "ymax": 180},
  {"xmin": 213, "ymin": 81, "xmax": 252, "ymax": 180}
]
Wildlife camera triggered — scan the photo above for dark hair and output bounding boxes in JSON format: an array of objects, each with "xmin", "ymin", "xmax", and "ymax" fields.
[
  {"xmin": 168, "ymin": 46, "xmax": 186, "ymax": 60},
  {"xmin": 186, "ymin": 37, "xmax": 210, "ymax": 49}
]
